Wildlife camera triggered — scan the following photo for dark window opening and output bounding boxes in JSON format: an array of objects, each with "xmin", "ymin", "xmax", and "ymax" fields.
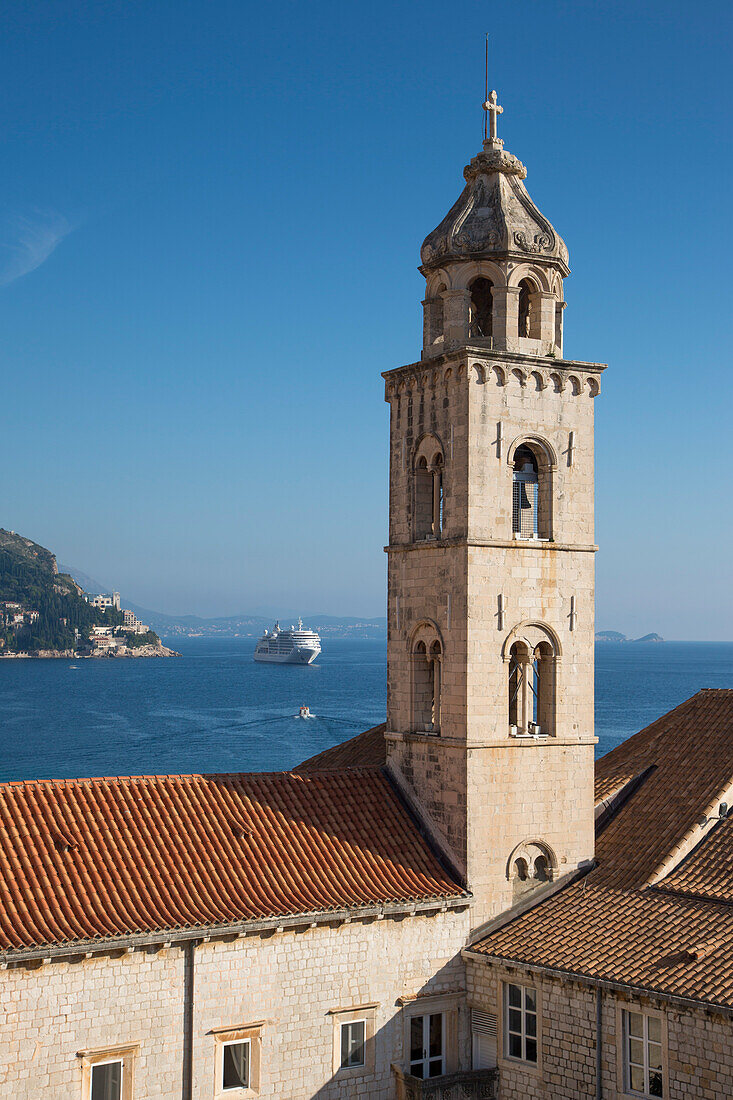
[{"xmin": 469, "ymin": 278, "xmax": 494, "ymax": 339}]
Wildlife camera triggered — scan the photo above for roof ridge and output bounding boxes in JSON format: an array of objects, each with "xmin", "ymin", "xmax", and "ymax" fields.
[{"xmin": 0, "ymin": 765, "xmax": 385, "ymax": 790}]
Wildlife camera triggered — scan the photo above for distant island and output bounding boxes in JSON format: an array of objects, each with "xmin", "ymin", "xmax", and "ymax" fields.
[
  {"xmin": 0, "ymin": 530, "xmax": 177, "ymax": 658},
  {"xmin": 595, "ymin": 630, "xmax": 664, "ymax": 643}
]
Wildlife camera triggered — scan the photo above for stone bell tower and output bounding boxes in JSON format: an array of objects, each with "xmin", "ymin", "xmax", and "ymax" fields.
[{"xmin": 383, "ymin": 93, "xmax": 605, "ymax": 929}]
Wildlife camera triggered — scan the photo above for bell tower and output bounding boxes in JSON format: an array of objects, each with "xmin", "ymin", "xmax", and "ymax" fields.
[{"xmin": 384, "ymin": 93, "xmax": 604, "ymax": 928}]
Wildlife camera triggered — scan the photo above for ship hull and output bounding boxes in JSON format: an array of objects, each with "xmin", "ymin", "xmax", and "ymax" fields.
[{"xmin": 253, "ymin": 647, "xmax": 320, "ymax": 665}]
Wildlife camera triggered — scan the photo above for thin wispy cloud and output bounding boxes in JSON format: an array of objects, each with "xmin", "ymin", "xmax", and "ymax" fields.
[{"xmin": 0, "ymin": 209, "xmax": 72, "ymax": 287}]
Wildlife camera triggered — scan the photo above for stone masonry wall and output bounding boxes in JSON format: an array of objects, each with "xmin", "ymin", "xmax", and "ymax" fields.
[
  {"xmin": 467, "ymin": 958, "xmax": 733, "ymax": 1100},
  {"xmin": 0, "ymin": 910, "xmax": 470, "ymax": 1100}
]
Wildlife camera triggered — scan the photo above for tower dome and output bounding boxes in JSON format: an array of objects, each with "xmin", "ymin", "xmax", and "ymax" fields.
[
  {"xmin": 420, "ymin": 141, "xmax": 568, "ymax": 273},
  {"xmin": 420, "ymin": 92, "xmax": 569, "ymax": 360}
]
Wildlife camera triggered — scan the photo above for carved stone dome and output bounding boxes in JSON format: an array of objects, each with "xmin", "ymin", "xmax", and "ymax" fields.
[{"xmin": 420, "ymin": 142, "xmax": 569, "ymax": 274}]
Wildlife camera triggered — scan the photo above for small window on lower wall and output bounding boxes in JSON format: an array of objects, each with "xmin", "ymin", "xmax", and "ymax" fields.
[
  {"xmin": 329, "ymin": 1003, "xmax": 377, "ymax": 1077},
  {"xmin": 340, "ymin": 1020, "xmax": 366, "ymax": 1068},
  {"xmin": 211, "ymin": 1024, "xmax": 262, "ymax": 1095},
  {"xmin": 503, "ymin": 982, "xmax": 538, "ymax": 1065},
  {"xmin": 79, "ymin": 1045, "xmax": 137, "ymax": 1100},
  {"xmin": 222, "ymin": 1040, "xmax": 250, "ymax": 1090},
  {"xmin": 621, "ymin": 1009, "xmax": 664, "ymax": 1098}
]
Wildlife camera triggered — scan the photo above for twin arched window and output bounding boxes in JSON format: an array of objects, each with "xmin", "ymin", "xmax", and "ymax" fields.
[
  {"xmin": 414, "ymin": 444, "xmax": 444, "ymax": 541},
  {"xmin": 509, "ymin": 843, "xmax": 553, "ymax": 901},
  {"xmin": 412, "ymin": 637, "xmax": 442, "ymax": 734},
  {"xmin": 508, "ymin": 639, "xmax": 556, "ymax": 736}
]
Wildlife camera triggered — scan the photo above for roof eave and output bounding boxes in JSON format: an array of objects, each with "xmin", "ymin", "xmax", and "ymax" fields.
[
  {"xmin": 461, "ymin": 948, "xmax": 733, "ymax": 1019},
  {"xmin": 0, "ymin": 893, "xmax": 473, "ymax": 967}
]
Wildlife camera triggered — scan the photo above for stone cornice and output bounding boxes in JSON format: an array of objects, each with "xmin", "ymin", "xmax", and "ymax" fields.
[
  {"xmin": 383, "ymin": 346, "xmax": 607, "ymax": 383},
  {"xmin": 0, "ymin": 896, "xmax": 473, "ymax": 968},
  {"xmin": 385, "ymin": 538, "xmax": 598, "ymax": 554},
  {"xmin": 386, "ymin": 732, "xmax": 597, "ymax": 750}
]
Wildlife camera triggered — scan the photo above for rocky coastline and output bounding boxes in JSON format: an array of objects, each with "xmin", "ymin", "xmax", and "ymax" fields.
[{"xmin": 0, "ymin": 643, "xmax": 179, "ymax": 659}]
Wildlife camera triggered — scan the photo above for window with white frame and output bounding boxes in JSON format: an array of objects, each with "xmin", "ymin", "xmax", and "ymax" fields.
[
  {"xmin": 222, "ymin": 1039, "xmax": 250, "ymax": 1090},
  {"xmin": 504, "ymin": 983, "xmax": 537, "ymax": 1064},
  {"xmin": 622, "ymin": 1010, "xmax": 663, "ymax": 1097},
  {"xmin": 409, "ymin": 1012, "xmax": 445, "ymax": 1079},
  {"xmin": 212, "ymin": 1026, "xmax": 261, "ymax": 1095},
  {"xmin": 330, "ymin": 1004, "xmax": 377, "ymax": 1077},
  {"xmin": 90, "ymin": 1060, "xmax": 123, "ymax": 1100},
  {"xmin": 340, "ymin": 1019, "xmax": 366, "ymax": 1069}
]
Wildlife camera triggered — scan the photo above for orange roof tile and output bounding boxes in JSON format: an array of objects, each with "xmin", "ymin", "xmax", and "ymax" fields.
[
  {"xmin": 473, "ymin": 690, "xmax": 733, "ymax": 1008},
  {"xmin": 0, "ymin": 767, "xmax": 465, "ymax": 954},
  {"xmin": 295, "ymin": 723, "xmax": 387, "ymax": 772}
]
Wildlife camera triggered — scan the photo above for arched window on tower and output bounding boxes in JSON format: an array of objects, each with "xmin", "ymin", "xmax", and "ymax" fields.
[
  {"xmin": 414, "ymin": 441, "xmax": 445, "ymax": 541},
  {"xmin": 412, "ymin": 637, "xmax": 442, "ymax": 734},
  {"xmin": 512, "ymin": 443, "xmax": 551, "ymax": 539},
  {"xmin": 508, "ymin": 638, "xmax": 556, "ymax": 736},
  {"xmin": 433, "ymin": 453, "xmax": 444, "ymax": 536},
  {"xmin": 509, "ymin": 843, "xmax": 555, "ymax": 901},
  {"xmin": 512, "ymin": 446, "xmax": 538, "ymax": 538},
  {"xmin": 415, "ymin": 457, "xmax": 433, "ymax": 539},
  {"xmin": 469, "ymin": 277, "xmax": 494, "ymax": 340},
  {"xmin": 518, "ymin": 279, "xmax": 540, "ymax": 339}
]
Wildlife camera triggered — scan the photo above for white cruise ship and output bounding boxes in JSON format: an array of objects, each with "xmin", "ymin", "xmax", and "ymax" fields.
[{"xmin": 253, "ymin": 620, "xmax": 322, "ymax": 665}]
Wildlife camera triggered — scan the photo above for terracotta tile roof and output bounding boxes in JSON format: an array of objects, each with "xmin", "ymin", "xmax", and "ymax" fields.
[
  {"xmin": 0, "ymin": 767, "xmax": 465, "ymax": 954},
  {"xmin": 295, "ymin": 723, "xmax": 387, "ymax": 772},
  {"xmin": 472, "ymin": 690, "xmax": 733, "ymax": 1008}
]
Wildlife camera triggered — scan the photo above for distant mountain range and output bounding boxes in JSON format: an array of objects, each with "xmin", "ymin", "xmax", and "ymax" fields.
[
  {"xmin": 595, "ymin": 630, "xmax": 664, "ymax": 643},
  {"xmin": 60, "ymin": 565, "xmax": 387, "ymax": 639}
]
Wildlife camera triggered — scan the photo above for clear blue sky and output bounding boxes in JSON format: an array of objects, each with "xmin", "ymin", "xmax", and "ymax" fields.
[{"xmin": 1, "ymin": 0, "xmax": 731, "ymax": 638}]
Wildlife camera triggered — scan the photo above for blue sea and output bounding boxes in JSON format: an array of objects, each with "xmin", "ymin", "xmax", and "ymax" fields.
[{"xmin": 0, "ymin": 639, "xmax": 731, "ymax": 784}]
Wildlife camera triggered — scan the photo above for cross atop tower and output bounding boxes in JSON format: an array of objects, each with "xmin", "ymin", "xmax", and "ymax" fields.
[{"xmin": 483, "ymin": 90, "xmax": 503, "ymax": 142}]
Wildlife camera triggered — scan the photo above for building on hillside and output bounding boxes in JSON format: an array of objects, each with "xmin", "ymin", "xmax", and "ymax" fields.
[
  {"xmin": 122, "ymin": 609, "xmax": 149, "ymax": 633},
  {"xmin": 1, "ymin": 90, "xmax": 731, "ymax": 1100},
  {"xmin": 85, "ymin": 591, "xmax": 121, "ymax": 611}
]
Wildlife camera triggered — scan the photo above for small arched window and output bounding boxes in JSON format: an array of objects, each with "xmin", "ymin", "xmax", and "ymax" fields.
[
  {"xmin": 412, "ymin": 637, "xmax": 442, "ymax": 734},
  {"xmin": 415, "ymin": 457, "xmax": 433, "ymax": 539},
  {"xmin": 512, "ymin": 446, "xmax": 538, "ymax": 538},
  {"xmin": 518, "ymin": 279, "xmax": 540, "ymax": 339},
  {"xmin": 534, "ymin": 855, "xmax": 549, "ymax": 883},
  {"xmin": 414, "ymin": 442, "xmax": 445, "ymax": 541},
  {"xmin": 469, "ymin": 277, "xmax": 494, "ymax": 340},
  {"xmin": 514, "ymin": 857, "xmax": 529, "ymax": 882},
  {"xmin": 512, "ymin": 443, "xmax": 551, "ymax": 540}
]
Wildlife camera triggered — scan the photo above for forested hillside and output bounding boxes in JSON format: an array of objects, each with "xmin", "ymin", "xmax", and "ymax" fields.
[{"xmin": 0, "ymin": 529, "xmax": 122, "ymax": 653}]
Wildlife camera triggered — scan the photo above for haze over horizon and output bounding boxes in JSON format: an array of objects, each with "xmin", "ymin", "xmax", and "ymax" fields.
[{"xmin": 2, "ymin": 0, "xmax": 732, "ymax": 640}]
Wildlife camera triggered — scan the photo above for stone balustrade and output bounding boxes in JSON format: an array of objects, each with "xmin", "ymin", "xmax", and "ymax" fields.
[{"xmin": 393, "ymin": 1064, "xmax": 499, "ymax": 1099}]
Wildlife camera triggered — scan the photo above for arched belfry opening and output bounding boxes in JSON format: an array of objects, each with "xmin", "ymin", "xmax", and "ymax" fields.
[
  {"xmin": 507, "ymin": 633, "xmax": 557, "ymax": 737},
  {"xmin": 413, "ymin": 439, "xmax": 445, "ymax": 541},
  {"xmin": 468, "ymin": 277, "xmax": 493, "ymax": 340},
  {"xmin": 412, "ymin": 634, "xmax": 442, "ymax": 734},
  {"xmin": 517, "ymin": 279, "xmax": 541, "ymax": 340},
  {"xmin": 512, "ymin": 442, "xmax": 551, "ymax": 540}
]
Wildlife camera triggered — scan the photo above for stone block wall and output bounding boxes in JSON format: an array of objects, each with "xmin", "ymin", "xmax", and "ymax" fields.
[
  {"xmin": 0, "ymin": 949, "xmax": 183, "ymax": 1100},
  {"xmin": 466, "ymin": 959, "xmax": 733, "ymax": 1099},
  {"xmin": 0, "ymin": 911, "xmax": 471, "ymax": 1100}
]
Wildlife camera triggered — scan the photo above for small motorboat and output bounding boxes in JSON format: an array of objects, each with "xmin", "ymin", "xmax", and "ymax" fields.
[{"xmin": 298, "ymin": 705, "xmax": 313, "ymax": 719}]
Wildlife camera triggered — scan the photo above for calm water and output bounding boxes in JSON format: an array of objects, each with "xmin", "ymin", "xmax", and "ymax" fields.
[{"xmin": 0, "ymin": 639, "xmax": 731, "ymax": 783}]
